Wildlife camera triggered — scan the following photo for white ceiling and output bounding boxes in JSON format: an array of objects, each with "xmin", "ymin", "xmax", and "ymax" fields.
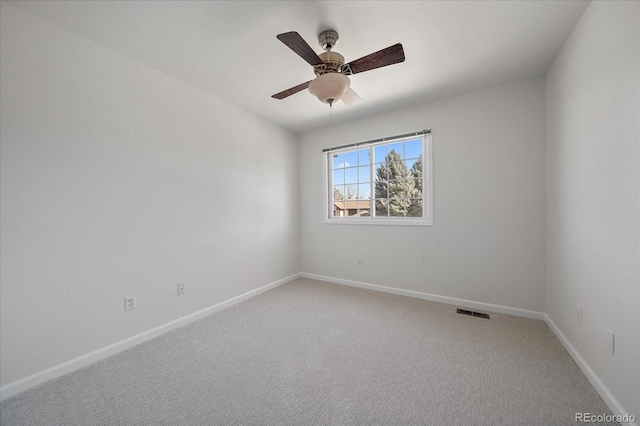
[{"xmin": 8, "ymin": 1, "xmax": 590, "ymax": 134}]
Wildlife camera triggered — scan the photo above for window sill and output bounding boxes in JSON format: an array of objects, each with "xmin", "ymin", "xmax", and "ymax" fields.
[{"xmin": 323, "ymin": 218, "xmax": 433, "ymax": 226}]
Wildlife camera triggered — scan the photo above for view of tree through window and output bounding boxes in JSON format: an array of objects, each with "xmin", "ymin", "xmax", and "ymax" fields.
[{"xmin": 328, "ymin": 135, "xmax": 428, "ymax": 221}]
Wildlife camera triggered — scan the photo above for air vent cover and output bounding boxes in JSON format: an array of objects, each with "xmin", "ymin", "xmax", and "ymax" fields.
[{"xmin": 457, "ymin": 308, "xmax": 490, "ymax": 319}]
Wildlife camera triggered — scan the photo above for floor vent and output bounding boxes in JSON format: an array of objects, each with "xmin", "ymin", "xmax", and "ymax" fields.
[{"xmin": 456, "ymin": 308, "xmax": 490, "ymax": 319}]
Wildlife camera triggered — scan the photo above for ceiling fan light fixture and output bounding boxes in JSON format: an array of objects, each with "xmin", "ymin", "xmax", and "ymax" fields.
[{"xmin": 308, "ymin": 72, "xmax": 350, "ymax": 105}]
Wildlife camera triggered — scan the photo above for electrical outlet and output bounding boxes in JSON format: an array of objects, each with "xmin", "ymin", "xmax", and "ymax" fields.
[
  {"xmin": 177, "ymin": 283, "xmax": 185, "ymax": 295},
  {"xmin": 357, "ymin": 258, "xmax": 363, "ymax": 267},
  {"xmin": 576, "ymin": 305, "xmax": 582, "ymax": 324},
  {"xmin": 125, "ymin": 296, "xmax": 136, "ymax": 311}
]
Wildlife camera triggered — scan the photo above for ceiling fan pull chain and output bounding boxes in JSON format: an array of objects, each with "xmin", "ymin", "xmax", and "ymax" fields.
[{"xmin": 330, "ymin": 102, "xmax": 333, "ymax": 124}]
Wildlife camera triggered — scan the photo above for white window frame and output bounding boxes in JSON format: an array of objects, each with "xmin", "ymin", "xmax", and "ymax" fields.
[{"xmin": 324, "ymin": 131, "xmax": 433, "ymax": 226}]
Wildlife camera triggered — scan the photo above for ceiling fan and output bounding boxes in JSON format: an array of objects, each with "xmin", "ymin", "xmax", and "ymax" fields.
[{"xmin": 271, "ymin": 30, "xmax": 405, "ymax": 107}]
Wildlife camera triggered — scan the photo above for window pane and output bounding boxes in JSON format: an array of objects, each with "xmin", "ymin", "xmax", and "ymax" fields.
[
  {"xmin": 385, "ymin": 149, "xmax": 402, "ymax": 167},
  {"xmin": 389, "ymin": 200, "xmax": 406, "ymax": 217},
  {"xmin": 344, "ymin": 185, "xmax": 358, "ymax": 200},
  {"xmin": 345, "ymin": 168, "xmax": 358, "ymax": 184},
  {"xmin": 345, "ymin": 151, "xmax": 358, "ymax": 168},
  {"xmin": 342, "ymin": 199, "xmax": 371, "ymax": 217},
  {"xmin": 374, "ymin": 180, "xmax": 388, "ymax": 199},
  {"xmin": 373, "ymin": 145, "xmax": 387, "ymax": 163},
  {"xmin": 401, "ymin": 179, "xmax": 420, "ymax": 199},
  {"xmin": 411, "ymin": 177, "xmax": 423, "ymax": 195},
  {"xmin": 375, "ymin": 199, "xmax": 389, "ymax": 217},
  {"xmin": 332, "ymin": 201, "xmax": 345, "ymax": 217},
  {"xmin": 405, "ymin": 138, "xmax": 422, "ymax": 160},
  {"xmin": 343, "ymin": 199, "xmax": 358, "ymax": 217},
  {"xmin": 332, "ymin": 185, "xmax": 345, "ymax": 201},
  {"xmin": 332, "ymin": 169, "xmax": 344, "ymax": 185},
  {"xmin": 358, "ymin": 183, "xmax": 370, "ymax": 200},
  {"xmin": 358, "ymin": 149, "xmax": 369, "ymax": 166},
  {"xmin": 388, "ymin": 142, "xmax": 403, "ymax": 159},
  {"xmin": 388, "ymin": 180, "xmax": 409, "ymax": 199},
  {"xmin": 407, "ymin": 199, "xmax": 423, "ymax": 217},
  {"xmin": 358, "ymin": 166, "xmax": 369, "ymax": 183},
  {"xmin": 406, "ymin": 158, "xmax": 423, "ymax": 177},
  {"xmin": 332, "ymin": 153, "xmax": 346, "ymax": 169},
  {"xmin": 374, "ymin": 164, "xmax": 387, "ymax": 181},
  {"xmin": 355, "ymin": 200, "xmax": 371, "ymax": 216}
]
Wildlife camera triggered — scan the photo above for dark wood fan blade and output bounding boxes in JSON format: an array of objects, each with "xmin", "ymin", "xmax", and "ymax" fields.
[
  {"xmin": 272, "ymin": 81, "xmax": 312, "ymax": 99},
  {"xmin": 277, "ymin": 32, "xmax": 324, "ymax": 66},
  {"xmin": 346, "ymin": 43, "xmax": 405, "ymax": 75}
]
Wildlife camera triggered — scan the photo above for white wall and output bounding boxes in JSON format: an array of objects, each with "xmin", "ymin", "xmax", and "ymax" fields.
[
  {"xmin": 299, "ymin": 78, "xmax": 547, "ymax": 312},
  {"xmin": 545, "ymin": 0, "xmax": 639, "ymax": 419},
  {"xmin": 3, "ymin": 1, "xmax": 637, "ymax": 418},
  {"xmin": 0, "ymin": 3, "xmax": 299, "ymax": 387}
]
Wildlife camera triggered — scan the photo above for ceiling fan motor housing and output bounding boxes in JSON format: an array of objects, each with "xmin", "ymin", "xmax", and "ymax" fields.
[{"xmin": 314, "ymin": 51, "xmax": 349, "ymax": 76}]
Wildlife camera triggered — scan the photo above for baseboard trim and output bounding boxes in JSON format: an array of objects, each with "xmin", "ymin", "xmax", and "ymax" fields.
[
  {"xmin": 0, "ymin": 273, "xmax": 300, "ymax": 402},
  {"xmin": 543, "ymin": 315, "xmax": 638, "ymax": 426},
  {"xmin": 300, "ymin": 272, "xmax": 546, "ymax": 320}
]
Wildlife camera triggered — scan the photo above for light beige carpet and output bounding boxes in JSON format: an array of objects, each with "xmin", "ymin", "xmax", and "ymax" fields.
[{"xmin": 0, "ymin": 278, "xmax": 616, "ymax": 425}]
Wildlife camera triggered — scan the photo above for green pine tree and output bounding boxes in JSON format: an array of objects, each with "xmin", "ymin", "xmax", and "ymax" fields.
[
  {"xmin": 408, "ymin": 155, "xmax": 423, "ymax": 217},
  {"xmin": 375, "ymin": 150, "xmax": 418, "ymax": 217},
  {"xmin": 374, "ymin": 160, "xmax": 389, "ymax": 216}
]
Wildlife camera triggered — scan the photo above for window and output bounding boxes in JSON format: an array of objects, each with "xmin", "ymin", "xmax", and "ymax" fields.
[{"xmin": 325, "ymin": 131, "xmax": 432, "ymax": 225}]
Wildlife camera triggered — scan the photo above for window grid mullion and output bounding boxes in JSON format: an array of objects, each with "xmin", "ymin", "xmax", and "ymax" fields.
[{"xmin": 370, "ymin": 146, "xmax": 375, "ymax": 218}]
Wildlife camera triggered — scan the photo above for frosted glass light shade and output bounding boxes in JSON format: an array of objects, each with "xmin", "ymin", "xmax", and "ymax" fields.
[{"xmin": 308, "ymin": 73, "xmax": 350, "ymax": 104}]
